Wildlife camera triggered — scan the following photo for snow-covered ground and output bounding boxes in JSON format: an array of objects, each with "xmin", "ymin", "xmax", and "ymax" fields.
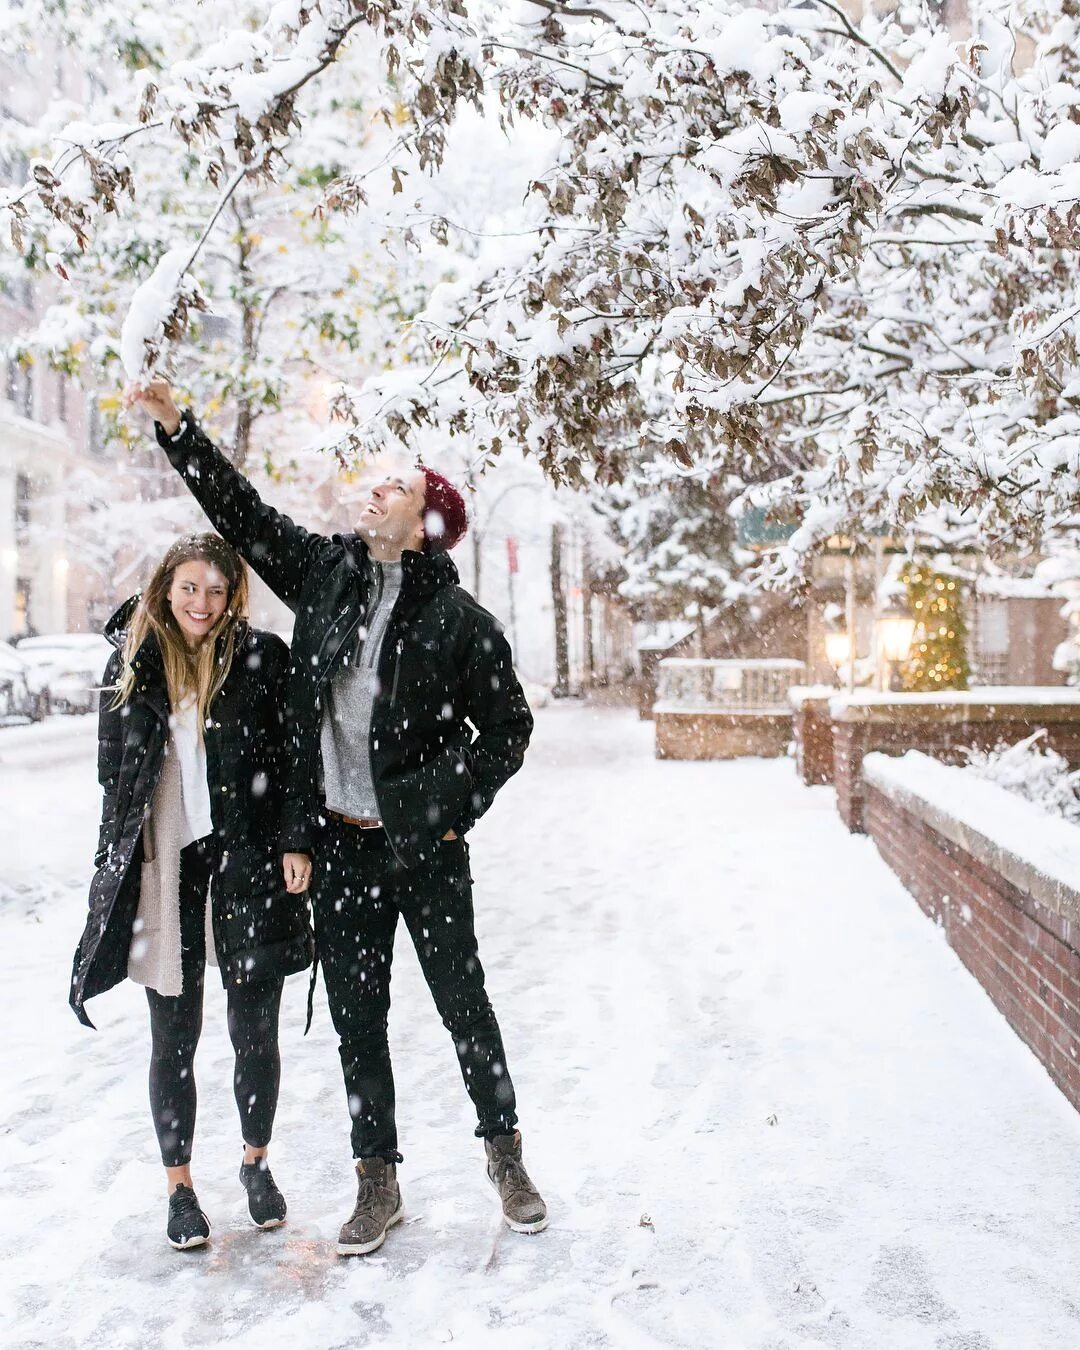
[{"xmin": 4, "ymin": 705, "xmax": 1080, "ymax": 1349}]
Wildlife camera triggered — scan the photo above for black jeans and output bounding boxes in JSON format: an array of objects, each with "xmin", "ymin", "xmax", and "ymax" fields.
[
  {"xmin": 311, "ymin": 816, "xmax": 518, "ymax": 1160},
  {"xmin": 146, "ymin": 839, "xmax": 284, "ymax": 1168}
]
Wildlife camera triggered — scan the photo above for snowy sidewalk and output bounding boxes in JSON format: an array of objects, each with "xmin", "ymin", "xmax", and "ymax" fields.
[{"xmin": 4, "ymin": 705, "xmax": 1080, "ymax": 1349}]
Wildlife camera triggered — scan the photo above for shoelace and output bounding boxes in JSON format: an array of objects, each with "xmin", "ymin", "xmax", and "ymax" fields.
[
  {"xmin": 246, "ymin": 1165, "xmax": 276, "ymax": 1193},
  {"xmin": 170, "ymin": 1189, "xmax": 201, "ymax": 1217},
  {"xmin": 350, "ymin": 1175, "xmax": 381, "ymax": 1220},
  {"xmin": 494, "ymin": 1156, "xmax": 531, "ymax": 1195}
]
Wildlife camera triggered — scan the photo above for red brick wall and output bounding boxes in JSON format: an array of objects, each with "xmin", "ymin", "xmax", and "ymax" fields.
[
  {"xmin": 866, "ymin": 783, "xmax": 1080, "ymax": 1112},
  {"xmin": 836, "ymin": 717, "xmax": 1080, "ymax": 832},
  {"xmin": 655, "ymin": 711, "xmax": 792, "ymax": 760},
  {"xmin": 793, "ymin": 700, "xmax": 834, "ymax": 785}
]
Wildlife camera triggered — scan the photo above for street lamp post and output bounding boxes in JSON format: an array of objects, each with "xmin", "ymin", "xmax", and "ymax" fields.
[
  {"xmin": 876, "ymin": 596, "xmax": 916, "ymax": 692},
  {"xmin": 824, "ymin": 631, "xmax": 852, "ymax": 683}
]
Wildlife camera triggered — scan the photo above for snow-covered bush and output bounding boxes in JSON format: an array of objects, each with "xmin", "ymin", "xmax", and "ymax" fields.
[{"xmin": 964, "ymin": 731, "xmax": 1080, "ymax": 824}]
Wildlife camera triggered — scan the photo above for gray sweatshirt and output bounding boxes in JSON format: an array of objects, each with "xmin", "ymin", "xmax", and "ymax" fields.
[{"xmin": 320, "ymin": 559, "xmax": 402, "ymax": 819}]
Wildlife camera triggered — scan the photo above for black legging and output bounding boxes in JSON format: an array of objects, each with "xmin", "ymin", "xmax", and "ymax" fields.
[{"xmin": 146, "ymin": 840, "xmax": 284, "ymax": 1168}]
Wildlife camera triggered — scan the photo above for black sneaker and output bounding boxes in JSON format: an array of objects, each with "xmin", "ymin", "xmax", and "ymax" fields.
[
  {"xmin": 239, "ymin": 1158, "xmax": 287, "ymax": 1229},
  {"xmin": 167, "ymin": 1184, "xmax": 211, "ymax": 1250}
]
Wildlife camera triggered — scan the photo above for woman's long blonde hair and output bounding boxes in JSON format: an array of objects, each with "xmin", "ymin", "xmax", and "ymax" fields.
[{"xmin": 114, "ymin": 533, "xmax": 249, "ymax": 729}]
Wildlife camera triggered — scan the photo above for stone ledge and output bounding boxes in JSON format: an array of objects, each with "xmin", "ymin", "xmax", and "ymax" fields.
[
  {"xmin": 653, "ymin": 703, "xmax": 793, "ymax": 718},
  {"xmin": 831, "ymin": 689, "xmax": 1080, "ymax": 725},
  {"xmin": 864, "ymin": 752, "xmax": 1080, "ymax": 927},
  {"xmin": 788, "ymin": 685, "xmax": 836, "ymax": 710}
]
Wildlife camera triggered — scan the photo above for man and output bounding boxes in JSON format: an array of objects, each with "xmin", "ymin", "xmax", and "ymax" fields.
[{"xmin": 129, "ymin": 380, "xmax": 547, "ymax": 1255}]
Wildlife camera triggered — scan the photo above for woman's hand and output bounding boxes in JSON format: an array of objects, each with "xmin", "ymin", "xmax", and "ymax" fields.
[
  {"xmin": 283, "ymin": 852, "xmax": 312, "ymax": 894},
  {"xmin": 123, "ymin": 378, "xmax": 182, "ymax": 435}
]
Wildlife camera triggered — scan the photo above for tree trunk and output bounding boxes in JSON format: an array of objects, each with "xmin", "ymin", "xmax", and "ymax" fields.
[
  {"xmin": 230, "ymin": 201, "xmax": 256, "ymax": 470},
  {"xmin": 551, "ymin": 523, "xmax": 570, "ymax": 697},
  {"xmin": 582, "ymin": 540, "xmax": 594, "ymax": 689},
  {"xmin": 472, "ymin": 525, "xmax": 483, "ymax": 603},
  {"xmin": 233, "ymin": 396, "xmax": 253, "ymax": 470}
]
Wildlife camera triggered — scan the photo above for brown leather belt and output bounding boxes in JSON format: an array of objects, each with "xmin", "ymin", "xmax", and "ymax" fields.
[{"xmin": 328, "ymin": 810, "xmax": 383, "ymax": 829}]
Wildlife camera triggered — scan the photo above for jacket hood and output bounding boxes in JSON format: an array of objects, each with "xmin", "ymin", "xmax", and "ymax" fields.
[{"xmin": 104, "ymin": 594, "xmax": 141, "ymax": 651}]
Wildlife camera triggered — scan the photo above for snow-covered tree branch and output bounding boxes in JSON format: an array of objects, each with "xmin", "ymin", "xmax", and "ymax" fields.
[{"xmin": 6, "ymin": 0, "xmax": 1080, "ymax": 580}]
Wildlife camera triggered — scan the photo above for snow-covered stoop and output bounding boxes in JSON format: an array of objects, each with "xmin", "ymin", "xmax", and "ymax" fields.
[{"xmin": 5, "ymin": 708, "xmax": 1080, "ymax": 1348}]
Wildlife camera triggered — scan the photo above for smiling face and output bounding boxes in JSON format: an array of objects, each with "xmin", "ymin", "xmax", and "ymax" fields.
[
  {"xmin": 167, "ymin": 560, "xmax": 231, "ymax": 649},
  {"xmin": 356, "ymin": 470, "xmax": 428, "ymax": 558}
]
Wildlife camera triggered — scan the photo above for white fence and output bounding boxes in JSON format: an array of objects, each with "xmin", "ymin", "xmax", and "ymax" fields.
[{"xmin": 655, "ymin": 658, "xmax": 806, "ymax": 714}]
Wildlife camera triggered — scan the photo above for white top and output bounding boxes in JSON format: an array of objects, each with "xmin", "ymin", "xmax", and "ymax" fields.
[{"xmin": 170, "ymin": 694, "xmax": 214, "ymax": 849}]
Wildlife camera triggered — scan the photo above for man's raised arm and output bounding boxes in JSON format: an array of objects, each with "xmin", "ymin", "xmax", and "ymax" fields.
[{"xmin": 130, "ymin": 380, "xmax": 328, "ymax": 612}]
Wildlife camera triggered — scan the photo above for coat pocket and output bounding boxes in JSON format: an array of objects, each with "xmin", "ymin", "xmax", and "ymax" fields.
[{"xmin": 220, "ymin": 841, "xmax": 280, "ymax": 897}]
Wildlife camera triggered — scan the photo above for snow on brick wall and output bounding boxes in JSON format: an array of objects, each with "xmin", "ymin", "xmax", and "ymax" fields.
[
  {"xmin": 863, "ymin": 767, "xmax": 1080, "ymax": 1114},
  {"xmin": 832, "ymin": 711, "xmax": 1080, "ymax": 833}
]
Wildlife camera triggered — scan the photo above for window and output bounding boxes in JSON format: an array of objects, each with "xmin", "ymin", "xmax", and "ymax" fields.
[
  {"xmin": 18, "ymin": 364, "xmax": 33, "ymax": 418},
  {"xmin": 200, "ymin": 313, "xmax": 234, "ymax": 341},
  {"xmin": 14, "ymin": 473, "xmax": 31, "ymax": 543},
  {"xmin": 87, "ymin": 399, "xmax": 104, "ymax": 456},
  {"xmin": 972, "ymin": 599, "xmax": 1010, "ymax": 685},
  {"xmin": 13, "ymin": 578, "xmax": 30, "ymax": 638},
  {"xmin": 0, "ymin": 148, "xmax": 28, "ymax": 189}
]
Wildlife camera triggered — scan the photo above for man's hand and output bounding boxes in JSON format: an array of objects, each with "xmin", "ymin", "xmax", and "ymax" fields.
[
  {"xmin": 123, "ymin": 378, "xmax": 182, "ymax": 436},
  {"xmin": 283, "ymin": 852, "xmax": 313, "ymax": 894}
]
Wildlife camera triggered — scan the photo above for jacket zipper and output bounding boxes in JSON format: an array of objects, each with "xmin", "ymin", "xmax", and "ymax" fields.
[
  {"xmin": 389, "ymin": 638, "xmax": 404, "ymax": 705},
  {"xmin": 314, "ymin": 604, "xmax": 363, "ymax": 678}
]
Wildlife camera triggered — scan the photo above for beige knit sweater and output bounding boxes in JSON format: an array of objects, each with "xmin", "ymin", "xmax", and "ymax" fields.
[{"xmin": 127, "ymin": 739, "xmax": 217, "ymax": 997}]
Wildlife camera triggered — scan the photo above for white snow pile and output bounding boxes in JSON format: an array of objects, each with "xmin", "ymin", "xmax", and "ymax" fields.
[
  {"xmin": 963, "ymin": 729, "xmax": 1080, "ymax": 825},
  {"xmin": 11, "ymin": 711, "xmax": 1080, "ymax": 1346}
]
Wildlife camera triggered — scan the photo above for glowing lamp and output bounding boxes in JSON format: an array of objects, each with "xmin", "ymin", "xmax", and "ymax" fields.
[
  {"xmin": 878, "ymin": 614, "xmax": 916, "ymax": 663},
  {"xmin": 824, "ymin": 631, "xmax": 852, "ymax": 669}
]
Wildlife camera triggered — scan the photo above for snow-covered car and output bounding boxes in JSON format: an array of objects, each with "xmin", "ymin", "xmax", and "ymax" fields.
[
  {"xmin": 15, "ymin": 633, "xmax": 112, "ymax": 715},
  {"xmin": 0, "ymin": 643, "xmax": 50, "ymax": 723},
  {"xmin": 521, "ymin": 680, "xmax": 551, "ymax": 709}
]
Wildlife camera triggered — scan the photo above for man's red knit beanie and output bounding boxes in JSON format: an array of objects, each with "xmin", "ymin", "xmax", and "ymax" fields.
[{"xmin": 419, "ymin": 466, "xmax": 468, "ymax": 552}]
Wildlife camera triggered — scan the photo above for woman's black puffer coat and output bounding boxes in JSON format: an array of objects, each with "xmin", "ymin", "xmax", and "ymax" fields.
[{"xmin": 70, "ymin": 596, "xmax": 313, "ymax": 1027}]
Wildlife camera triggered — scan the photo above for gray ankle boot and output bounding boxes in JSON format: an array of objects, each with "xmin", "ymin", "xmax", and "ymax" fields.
[
  {"xmin": 485, "ymin": 1131, "xmax": 549, "ymax": 1233},
  {"xmin": 337, "ymin": 1157, "xmax": 403, "ymax": 1256}
]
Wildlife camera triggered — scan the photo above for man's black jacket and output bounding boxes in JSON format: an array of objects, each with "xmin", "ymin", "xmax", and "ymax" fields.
[{"xmin": 157, "ymin": 414, "xmax": 534, "ymax": 867}]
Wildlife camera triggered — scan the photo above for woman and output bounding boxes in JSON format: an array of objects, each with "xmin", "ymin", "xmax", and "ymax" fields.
[{"xmin": 70, "ymin": 533, "xmax": 314, "ymax": 1250}]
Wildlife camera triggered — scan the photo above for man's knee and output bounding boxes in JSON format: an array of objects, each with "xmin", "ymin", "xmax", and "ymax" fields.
[
  {"xmin": 337, "ymin": 1021, "xmax": 392, "ymax": 1070},
  {"xmin": 443, "ymin": 1000, "xmax": 498, "ymax": 1045}
]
